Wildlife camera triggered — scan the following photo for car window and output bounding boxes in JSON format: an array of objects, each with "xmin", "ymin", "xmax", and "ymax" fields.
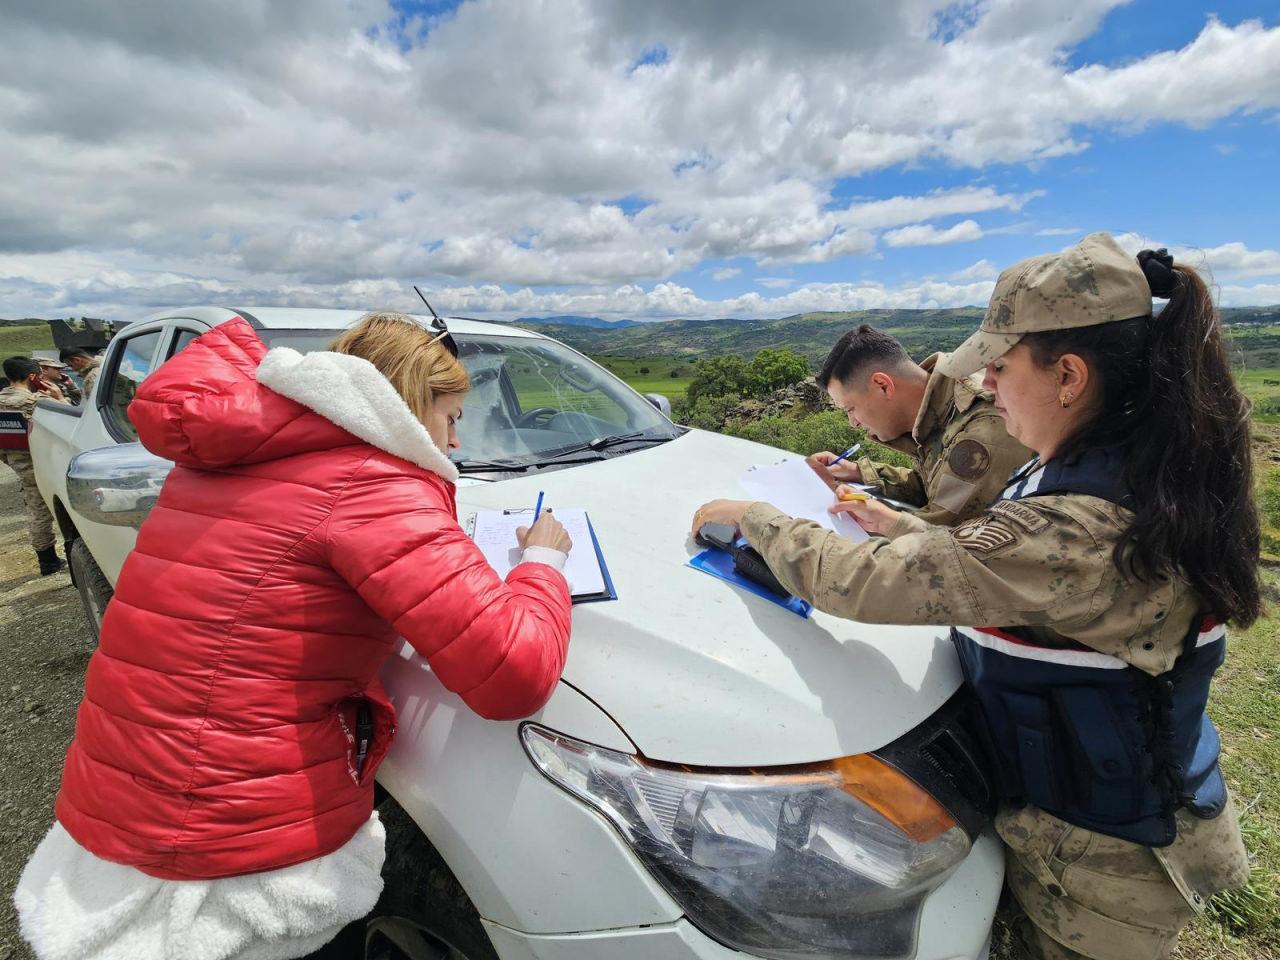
[
  {"xmin": 256, "ymin": 329, "xmax": 681, "ymax": 470},
  {"xmin": 453, "ymin": 336, "xmax": 676, "ymax": 463},
  {"xmin": 105, "ymin": 331, "xmax": 164, "ymax": 441},
  {"xmin": 169, "ymin": 329, "xmax": 203, "ymax": 357}
]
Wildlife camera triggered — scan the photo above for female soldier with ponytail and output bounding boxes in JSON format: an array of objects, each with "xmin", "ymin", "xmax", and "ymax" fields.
[{"xmin": 692, "ymin": 233, "xmax": 1255, "ymax": 959}]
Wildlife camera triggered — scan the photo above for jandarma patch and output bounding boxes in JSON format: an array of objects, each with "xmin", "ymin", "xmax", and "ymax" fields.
[
  {"xmin": 953, "ymin": 518, "xmax": 1016, "ymax": 555},
  {"xmin": 990, "ymin": 500, "xmax": 1050, "ymax": 534}
]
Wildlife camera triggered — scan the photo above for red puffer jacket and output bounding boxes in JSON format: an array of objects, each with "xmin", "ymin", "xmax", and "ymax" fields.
[{"xmin": 54, "ymin": 319, "xmax": 572, "ymax": 880}]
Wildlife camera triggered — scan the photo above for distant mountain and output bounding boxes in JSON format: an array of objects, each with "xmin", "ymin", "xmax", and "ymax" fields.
[
  {"xmin": 514, "ymin": 315, "xmax": 642, "ymax": 330},
  {"xmin": 517, "ymin": 305, "xmax": 1280, "ymax": 367}
]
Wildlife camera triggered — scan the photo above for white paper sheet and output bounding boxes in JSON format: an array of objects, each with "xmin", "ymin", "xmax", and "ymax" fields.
[
  {"xmin": 739, "ymin": 458, "xmax": 869, "ymax": 542},
  {"xmin": 470, "ymin": 508, "xmax": 606, "ymax": 596}
]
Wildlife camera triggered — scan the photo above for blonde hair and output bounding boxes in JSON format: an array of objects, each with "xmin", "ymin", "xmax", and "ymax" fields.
[{"xmin": 328, "ymin": 311, "xmax": 470, "ymax": 424}]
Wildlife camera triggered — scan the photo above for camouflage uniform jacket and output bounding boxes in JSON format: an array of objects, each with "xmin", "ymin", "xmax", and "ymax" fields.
[
  {"xmin": 0, "ymin": 384, "xmax": 46, "ymax": 425},
  {"xmin": 740, "ymin": 491, "xmax": 1249, "ymax": 916},
  {"xmin": 854, "ymin": 354, "xmax": 1030, "ymax": 530},
  {"xmin": 81, "ymin": 358, "xmax": 103, "ymax": 399}
]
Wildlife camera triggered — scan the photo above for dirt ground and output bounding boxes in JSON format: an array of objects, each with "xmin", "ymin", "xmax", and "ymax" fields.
[{"xmin": 0, "ymin": 469, "xmax": 91, "ymax": 960}]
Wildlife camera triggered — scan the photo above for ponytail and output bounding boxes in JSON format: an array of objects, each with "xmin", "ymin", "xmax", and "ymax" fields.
[{"xmin": 1024, "ymin": 257, "xmax": 1261, "ymax": 627}]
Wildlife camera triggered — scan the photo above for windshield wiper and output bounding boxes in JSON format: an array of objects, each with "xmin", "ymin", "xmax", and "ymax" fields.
[
  {"xmin": 453, "ymin": 458, "xmax": 536, "ymax": 474},
  {"xmin": 455, "ymin": 433, "xmax": 675, "ymax": 474},
  {"xmin": 538, "ymin": 432, "xmax": 675, "ymax": 462}
]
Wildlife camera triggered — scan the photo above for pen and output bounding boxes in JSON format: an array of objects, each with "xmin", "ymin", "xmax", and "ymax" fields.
[
  {"xmin": 837, "ymin": 490, "xmax": 871, "ymax": 502},
  {"xmin": 828, "ymin": 442, "xmax": 862, "ymax": 467},
  {"xmin": 533, "ymin": 490, "xmax": 545, "ymax": 523}
]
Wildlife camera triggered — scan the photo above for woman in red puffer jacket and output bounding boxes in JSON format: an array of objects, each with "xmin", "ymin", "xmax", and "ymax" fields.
[{"xmin": 15, "ymin": 312, "xmax": 574, "ymax": 960}]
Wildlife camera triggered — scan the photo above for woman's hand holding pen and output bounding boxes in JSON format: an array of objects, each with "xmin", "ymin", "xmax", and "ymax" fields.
[
  {"xmin": 518, "ymin": 513, "xmax": 573, "ymax": 553},
  {"xmin": 829, "ymin": 485, "xmax": 901, "ymax": 534}
]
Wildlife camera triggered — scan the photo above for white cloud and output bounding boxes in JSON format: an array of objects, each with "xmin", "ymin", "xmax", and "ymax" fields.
[
  {"xmin": 950, "ymin": 259, "xmax": 1000, "ymax": 282},
  {"xmin": 757, "ymin": 277, "xmax": 795, "ymax": 289},
  {"xmin": 1, "ymin": 1, "xmax": 1278, "ymax": 316},
  {"xmin": 884, "ymin": 219, "xmax": 984, "ymax": 248},
  {"xmin": 1219, "ymin": 283, "xmax": 1280, "ymax": 307},
  {"xmin": 1112, "ymin": 235, "xmax": 1280, "ymax": 280},
  {"xmin": 1036, "ymin": 227, "xmax": 1081, "ymax": 236},
  {"xmin": 710, "ymin": 267, "xmax": 741, "ymax": 280}
]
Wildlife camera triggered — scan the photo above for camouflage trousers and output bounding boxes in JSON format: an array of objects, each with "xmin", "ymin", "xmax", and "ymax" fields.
[
  {"xmin": 995, "ymin": 803, "xmax": 1246, "ymax": 960},
  {"xmin": 1, "ymin": 451, "xmax": 55, "ymax": 552}
]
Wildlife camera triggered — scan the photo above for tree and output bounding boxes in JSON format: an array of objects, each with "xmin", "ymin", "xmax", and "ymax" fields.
[
  {"xmin": 639, "ymin": 366, "xmax": 650, "ymax": 374},
  {"xmin": 746, "ymin": 348, "xmax": 810, "ymax": 398},
  {"xmin": 685, "ymin": 354, "xmax": 751, "ymax": 405}
]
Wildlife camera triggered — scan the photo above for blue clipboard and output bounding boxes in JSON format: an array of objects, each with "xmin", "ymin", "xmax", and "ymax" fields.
[
  {"xmin": 574, "ymin": 515, "xmax": 617, "ymax": 605},
  {"xmin": 688, "ymin": 547, "xmax": 811, "ymax": 618}
]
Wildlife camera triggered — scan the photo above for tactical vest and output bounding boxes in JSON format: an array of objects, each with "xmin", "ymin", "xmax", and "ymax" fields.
[
  {"xmin": 0, "ymin": 410, "xmax": 30, "ymax": 451},
  {"xmin": 951, "ymin": 449, "xmax": 1228, "ymax": 846}
]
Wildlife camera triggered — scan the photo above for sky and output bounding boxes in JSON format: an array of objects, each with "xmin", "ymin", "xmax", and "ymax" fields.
[{"xmin": 1, "ymin": 0, "xmax": 1278, "ymax": 323}]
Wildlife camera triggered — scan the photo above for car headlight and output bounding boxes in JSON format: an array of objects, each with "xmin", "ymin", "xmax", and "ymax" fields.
[{"xmin": 522, "ymin": 725, "xmax": 970, "ymax": 959}]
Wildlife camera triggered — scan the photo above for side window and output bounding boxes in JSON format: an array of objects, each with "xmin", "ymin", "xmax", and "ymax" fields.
[
  {"xmin": 105, "ymin": 331, "xmax": 164, "ymax": 441},
  {"xmin": 169, "ymin": 329, "xmax": 202, "ymax": 358}
]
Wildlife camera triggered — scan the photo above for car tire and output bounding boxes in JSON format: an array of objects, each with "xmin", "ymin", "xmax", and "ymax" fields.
[
  {"xmin": 68, "ymin": 538, "xmax": 112, "ymax": 643},
  {"xmin": 366, "ymin": 794, "xmax": 499, "ymax": 960}
]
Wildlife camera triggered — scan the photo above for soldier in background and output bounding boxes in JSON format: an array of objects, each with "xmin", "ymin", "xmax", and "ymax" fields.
[
  {"xmin": 36, "ymin": 357, "xmax": 82, "ymax": 405},
  {"xmin": 1, "ymin": 357, "xmax": 68, "ymax": 575},
  {"xmin": 811, "ymin": 325, "xmax": 1030, "ymax": 532},
  {"xmin": 694, "ymin": 233, "xmax": 1254, "ymax": 959},
  {"xmin": 59, "ymin": 347, "xmax": 103, "ymax": 399}
]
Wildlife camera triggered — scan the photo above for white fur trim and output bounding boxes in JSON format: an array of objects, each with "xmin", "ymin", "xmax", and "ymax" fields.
[
  {"xmin": 520, "ymin": 546, "xmax": 568, "ymax": 571},
  {"xmin": 256, "ymin": 348, "xmax": 459, "ymax": 483},
  {"xmin": 14, "ymin": 814, "xmax": 385, "ymax": 960}
]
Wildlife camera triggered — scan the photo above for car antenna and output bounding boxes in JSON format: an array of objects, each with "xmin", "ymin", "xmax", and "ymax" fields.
[{"xmin": 413, "ymin": 285, "xmax": 440, "ymax": 320}]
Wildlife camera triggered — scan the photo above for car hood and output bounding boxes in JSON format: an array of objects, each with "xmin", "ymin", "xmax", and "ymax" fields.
[{"xmin": 453, "ymin": 429, "xmax": 961, "ymax": 768}]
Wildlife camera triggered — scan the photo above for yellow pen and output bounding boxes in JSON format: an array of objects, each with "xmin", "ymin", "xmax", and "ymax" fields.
[{"xmin": 837, "ymin": 489, "xmax": 871, "ymax": 502}]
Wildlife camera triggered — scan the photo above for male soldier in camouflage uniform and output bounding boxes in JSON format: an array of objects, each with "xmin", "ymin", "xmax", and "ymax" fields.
[
  {"xmin": 812, "ymin": 325, "xmax": 1030, "ymax": 533},
  {"xmin": 59, "ymin": 347, "xmax": 102, "ymax": 400},
  {"xmin": 36, "ymin": 357, "xmax": 82, "ymax": 405},
  {"xmin": 693, "ymin": 233, "xmax": 1251, "ymax": 960},
  {"xmin": 1, "ymin": 357, "xmax": 69, "ymax": 575}
]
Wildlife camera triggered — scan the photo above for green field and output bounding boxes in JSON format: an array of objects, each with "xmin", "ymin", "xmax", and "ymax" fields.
[
  {"xmin": 1236, "ymin": 367, "xmax": 1280, "ymax": 423},
  {"xmin": 0, "ymin": 323, "xmax": 55, "ymax": 358},
  {"xmin": 594, "ymin": 354, "xmax": 693, "ymax": 400}
]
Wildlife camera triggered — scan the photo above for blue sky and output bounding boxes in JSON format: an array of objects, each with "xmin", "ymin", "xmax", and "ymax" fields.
[{"xmin": 1, "ymin": 0, "xmax": 1278, "ymax": 320}]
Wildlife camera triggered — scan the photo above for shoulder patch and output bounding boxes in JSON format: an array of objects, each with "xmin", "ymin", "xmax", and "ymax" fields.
[
  {"xmin": 953, "ymin": 517, "xmax": 1017, "ymax": 556},
  {"xmin": 991, "ymin": 500, "xmax": 1051, "ymax": 534},
  {"xmin": 948, "ymin": 438, "xmax": 992, "ymax": 481}
]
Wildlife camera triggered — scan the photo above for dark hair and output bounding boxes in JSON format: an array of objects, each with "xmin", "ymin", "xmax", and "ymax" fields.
[
  {"xmin": 817, "ymin": 324, "xmax": 913, "ymax": 388},
  {"xmin": 3, "ymin": 356, "xmax": 40, "ymax": 382},
  {"xmin": 58, "ymin": 347, "xmax": 94, "ymax": 363},
  {"xmin": 1024, "ymin": 262, "xmax": 1261, "ymax": 627}
]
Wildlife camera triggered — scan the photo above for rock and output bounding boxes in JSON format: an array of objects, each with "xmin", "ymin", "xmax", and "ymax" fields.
[{"xmin": 23, "ymin": 700, "xmax": 42, "ymax": 714}]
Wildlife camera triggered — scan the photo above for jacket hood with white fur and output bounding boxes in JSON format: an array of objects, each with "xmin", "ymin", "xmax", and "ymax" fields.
[{"xmin": 129, "ymin": 317, "xmax": 458, "ymax": 482}]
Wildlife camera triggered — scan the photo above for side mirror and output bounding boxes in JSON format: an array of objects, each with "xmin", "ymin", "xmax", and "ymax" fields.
[
  {"xmin": 67, "ymin": 442, "xmax": 173, "ymax": 528},
  {"xmin": 644, "ymin": 393, "xmax": 672, "ymax": 419}
]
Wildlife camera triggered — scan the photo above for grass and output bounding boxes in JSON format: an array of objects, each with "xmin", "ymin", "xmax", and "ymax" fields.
[
  {"xmin": 0, "ymin": 323, "xmax": 55, "ymax": 358},
  {"xmin": 1236, "ymin": 367, "xmax": 1280, "ymax": 423},
  {"xmin": 595, "ymin": 354, "xmax": 692, "ymax": 400}
]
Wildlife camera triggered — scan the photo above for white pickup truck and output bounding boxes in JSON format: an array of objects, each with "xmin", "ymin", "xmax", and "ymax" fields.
[{"xmin": 30, "ymin": 307, "xmax": 1001, "ymax": 960}]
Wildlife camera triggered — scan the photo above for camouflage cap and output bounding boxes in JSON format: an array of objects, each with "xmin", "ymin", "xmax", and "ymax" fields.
[
  {"xmin": 34, "ymin": 356, "xmax": 67, "ymax": 369},
  {"xmin": 937, "ymin": 232, "xmax": 1153, "ymax": 378}
]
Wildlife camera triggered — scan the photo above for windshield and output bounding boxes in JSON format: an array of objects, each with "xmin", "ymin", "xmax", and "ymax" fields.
[{"xmin": 258, "ymin": 329, "xmax": 680, "ymax": 468}]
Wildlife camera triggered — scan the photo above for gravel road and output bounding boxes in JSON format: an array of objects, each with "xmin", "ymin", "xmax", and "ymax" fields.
[{"xmin": 0, "ymin": 469, "xmax": 92, "ymax": 960}]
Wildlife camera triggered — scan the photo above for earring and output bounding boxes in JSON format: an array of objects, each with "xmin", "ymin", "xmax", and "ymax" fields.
[{"xmin": 1060, "ymin": 392, "xmax": 1074, "ymax": 408}]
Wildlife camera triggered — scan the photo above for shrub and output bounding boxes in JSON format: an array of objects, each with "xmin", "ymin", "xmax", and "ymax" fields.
[
  {"xmin": 686, "ymin": 354, "xmax": 751, "ymax": 405},
  {"xmin": 746, "ymin": 348, "xmax": 810, "ymax": 398}
]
